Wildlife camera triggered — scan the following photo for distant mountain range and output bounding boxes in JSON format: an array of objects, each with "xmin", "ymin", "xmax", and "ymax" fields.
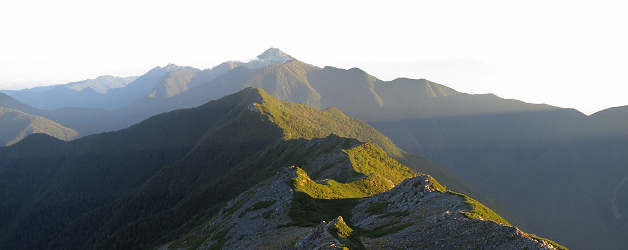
[
  {"xmin": 2, "ymin": 75, "xmax": 138, "ymax": 110},
  {"xmin": 3, "ymin": 48, "xmax": 555, "ymax": 121},
  {"xmin": 2, "ymin": 47, "xmax": 627, "ymax": 248},
  {"xmin": 0, "ymin": 92, "xmax": 127, "ymax": 137},
  {"xmin": 1, "ymin": 47, "xmax": 295, "ymax": 111}
]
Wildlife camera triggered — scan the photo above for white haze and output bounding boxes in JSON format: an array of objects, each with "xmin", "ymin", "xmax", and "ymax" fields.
[{"xmin": 1, "ymin": 0, "xmax": 627, "ymax": 114}]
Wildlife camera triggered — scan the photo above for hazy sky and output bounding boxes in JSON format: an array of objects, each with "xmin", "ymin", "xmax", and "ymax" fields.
[{"xmin": 1, "ymin": 0, "xmax": 626, "ymax": 114}]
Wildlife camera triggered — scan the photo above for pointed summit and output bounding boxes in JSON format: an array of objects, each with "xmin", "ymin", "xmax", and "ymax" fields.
[
  {"xmin": 256, "ymin": 47, "xmax": 294, "ymax": 61},
  {"xmin": 243, "ymin": 48, "xmax": 294, "ymax": 69},
  {"xmin": 162, "ymin": 63, "xmax": 184, "ymax": 72}
]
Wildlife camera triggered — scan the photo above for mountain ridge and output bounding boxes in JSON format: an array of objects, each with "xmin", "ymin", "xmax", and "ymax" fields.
[{"xmin": 0, "ymin": 87, "xmax": 506, "ymax": 249}]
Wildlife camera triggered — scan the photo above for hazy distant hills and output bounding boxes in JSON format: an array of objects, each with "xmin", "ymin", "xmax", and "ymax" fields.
[
  {"xmin": 1, "ymin": 48, "xmax": 559, "ymax": 137},
  {"xmin": 243, "ymin": 62, "xmax": 556, "ymax": 121},
  {"xmin": 0, "ymin": 106, "xmax": 77, "ymax": 145},
  {"xmin": 3, "ymin": 47, "xmax": 554, "ymax": 126},
  {"xmin": 105, "ymin": 51, "xmax": 557, "ymax": 130},
  {"xmin": 1, "ymin": 48, "xmax": 295, "ymax": 112},
  {"xmin": 0, "ymin": 88, "xmax": 542, "ymax": 250},
  {"xmin": 590, "ymin": 105, "xmax": 628, "ymax": 136},
  {"xmin": 0, "ymin": 92, "xmax": 124, "ymax": 136},
  {"xmin": 0, "ymin": 48, "xmax": 301, "ymax": 135},
  {"xmin": 0, "ymin": 92, "xmax": 40, "ymax": 114},
  {"xmin": 0, "ymin": 49, "xmax": 297, "ymax": 137},
  {"xmin": 126, "ymin": 55, "xmax": 556, "ymax": 123},
  {"xmin": 0, "ymin": 93, "xmax": 78, "ymax": 145},
  {"xmin": 2, "ymin": 76, "xmax": 138, "ymax": 110}
]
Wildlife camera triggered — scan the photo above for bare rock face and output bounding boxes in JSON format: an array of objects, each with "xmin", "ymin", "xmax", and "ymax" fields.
[
  {"xmin": 167, "ymin": 166, "xmax": 562, "ymax": 250},
  {"xmin": 294, "ymin": 216, "xmax": 345, "ymax": 250},
  {"xmin": 352, "ymin": 177, "xmax": 556, "ymax": 249},
  {"xmin": 193, "ymin": 167, "xmax": 310, "ymax": 250}
]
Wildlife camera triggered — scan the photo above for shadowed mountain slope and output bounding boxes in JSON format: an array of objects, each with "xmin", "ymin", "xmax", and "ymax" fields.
[
  {"xmin": 370, "ymin": 107, "xmax": 628, "ymax": 249},
  {"xmin": 0, "ymin": 88, "xmax": 491, "ymax": 250}
]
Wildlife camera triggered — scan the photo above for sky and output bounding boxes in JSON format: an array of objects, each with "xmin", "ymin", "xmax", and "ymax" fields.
[{"xmin": 1, "ymin": 0, "xmax": 627, "ymax": 114}]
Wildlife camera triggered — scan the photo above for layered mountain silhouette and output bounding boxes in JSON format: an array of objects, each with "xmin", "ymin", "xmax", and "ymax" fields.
[
  {"xmin": 1, "ymin": 48, "xmax": 304, "ymax": 136},
  {"xmin": 116, "ymin": 54, "xmax": 557, "ymax": 126},
  {"xmin": 1, "ymin": 48, "xmax": 560, "ymax": 137},
  {"xmin": 0, "ymin": 93, "xmax": 79, "ymax": 144},
  {"xmin": 2, "ymin": 48, "xmax": 295, "ymax": 111},
  {"xmin": 0, "ymin": 92, "xmax": 125, "ymax": 136},
  {"xmin": 2, "ymin": 75, "xmax": 137, "ymax": 110},
  {"xmin": 2, "ymin": 47, "xmax": 627, "ymax": 248},
  {"xmin": 0, "ymin": 88, "xmax": 538, "ymax": 249}
]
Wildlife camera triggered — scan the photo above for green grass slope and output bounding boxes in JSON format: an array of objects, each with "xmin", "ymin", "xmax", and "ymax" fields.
[
  {"xmin": 293, "ymin": 143, "xmax": 417, "ymax": 199},
  {"xmin": 251, "ymin": 87, "xmax": 477, "ymax": 197}
]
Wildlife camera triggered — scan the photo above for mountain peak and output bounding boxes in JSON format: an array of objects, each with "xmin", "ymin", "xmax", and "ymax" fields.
[
  {"xmin": 204, "ymin": 48, "xmax": 295, "ymax": 71},
  {"xmin": 234, "ymin": 87, "xmax": 266, "ymax": 102},
  {"xmin": 95, "ymin": 75, "xmax": 115, "ymax": 80},
  {"xmin": 257, "ymin": 47, "xmax": 294, "ymax": 61},
  {"xmin": 246, "ymin": 48, "xmax": 295, "ymax": 68},
  {"xmin": 163, "ymin": 63, "xmax": 183, "ymax": 71}
]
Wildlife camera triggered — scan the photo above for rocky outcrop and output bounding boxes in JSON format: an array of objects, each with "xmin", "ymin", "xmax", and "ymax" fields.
[
  {"xmin": 188, "ymin": 167, "xmax": 310, "ymax": 250},
  {"xmin": 166, "ymin": 166, "xmax": 563, "ymax": 249},
  {"xmin": 295, "ymin": 217, "xmax": 345, "ymax": 250},
  {"xmin": 352, "ymin": 177, "xmax": 557, "ymax": 249}
]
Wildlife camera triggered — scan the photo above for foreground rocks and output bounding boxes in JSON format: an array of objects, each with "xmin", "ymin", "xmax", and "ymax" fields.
[
  {"xmin": 165, "ymin": 167, "xmax": 561, "ymax": 249},
  {"xmin": 351, "ymin": 177, "xmax": 557, "ymax": 249}
]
